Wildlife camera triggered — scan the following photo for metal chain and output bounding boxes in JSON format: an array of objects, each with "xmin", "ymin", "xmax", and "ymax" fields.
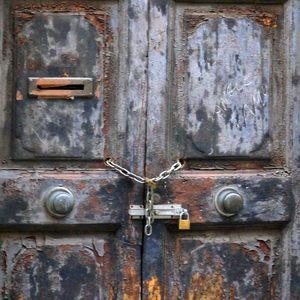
[
  {"xmin": 105, "ymin": 158, "xmax": 145, "ymax": 184},
  {"xmin": 151, "ymin": 160, "xmax": 182, "ymax": 182},
  {"xmin": 105, "ymin": 158, "xmax": 183, "ymax": 185},
  {"xmin": 144, "ymin": 184, "xmax": 154, "ymax": 236},
  {"xmin": 105, "ymin": 157, "xmax": 183, "ymax": 236}
]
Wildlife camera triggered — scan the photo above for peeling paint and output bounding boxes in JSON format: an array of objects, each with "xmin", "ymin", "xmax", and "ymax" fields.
[
  {"xmin": 16, "ymin": 90, "xmax": 23, "ymax": 101},
  {"xmin": 123, "ymin": 265, "xmax": 140, "ymax": 300},
  {"xmin": 145, "ymin": 276, "xmax": 162, "ymax": 300},
  {"xmin": 188, "ymin": 271, "xmax": 225, "ymax": 300}
]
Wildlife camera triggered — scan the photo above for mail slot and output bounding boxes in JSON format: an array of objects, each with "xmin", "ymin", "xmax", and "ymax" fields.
[{"xmin": 28, "ymin": 77, "xmax": 93, "ymax": 99}]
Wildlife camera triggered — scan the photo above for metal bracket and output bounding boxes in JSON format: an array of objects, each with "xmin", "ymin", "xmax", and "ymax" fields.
[{"xmin": 129, "ymin": 204, "xmax": 187, "ymax": 219}]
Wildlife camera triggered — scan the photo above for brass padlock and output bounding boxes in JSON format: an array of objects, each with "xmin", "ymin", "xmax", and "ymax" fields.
[{"xmin": 179, "ymin": 211, "xmax": 190, "ymax": 230}]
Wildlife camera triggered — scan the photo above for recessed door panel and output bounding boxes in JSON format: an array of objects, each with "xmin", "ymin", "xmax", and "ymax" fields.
[
  {"xmin": 166, "ymin": 230, "xmax": 281, "ymax": 299},
  {"xmin": 13, "ymin": 10, "xmax": 117, "ymax": 159},
  {"xmin": 1, "ymin": 233, "xmax": 116, "ymax": 299},
  {"xmin": 186, "ymin": 17, "xmax": 270, "ymax": 157},
  {"xmin": 171, "ymin": 5, "xmax": 284, "ymax": 165}
]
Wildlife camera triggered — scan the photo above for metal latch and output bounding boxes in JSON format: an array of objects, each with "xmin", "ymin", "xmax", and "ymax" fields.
[{"xmin": 129, "ymin": 204, "xmax": 188, "ymax": 219}]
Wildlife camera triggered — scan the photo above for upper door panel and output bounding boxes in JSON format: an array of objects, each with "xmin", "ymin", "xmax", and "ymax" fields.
[
  {"xmin": 171, "ymin": 4, "xmax": 285, "ymax": 168},
  {"xmin": 14, "ymin": 7, "xmax": 118, "ymax": 160}
]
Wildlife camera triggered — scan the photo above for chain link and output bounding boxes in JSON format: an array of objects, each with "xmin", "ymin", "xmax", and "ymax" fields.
[{"xmin": 105, "ymin": 158, "xmax": 183, "ymax": 185}]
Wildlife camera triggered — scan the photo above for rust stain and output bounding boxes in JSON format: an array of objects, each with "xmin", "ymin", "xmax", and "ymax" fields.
[
  {"xmin": 2, "ymin": 181, "xmax": 21, "ymax": 196},
  {"xmin": 185, "ymin": 7, "xmax": 279, "ymax": 33},
  {"xmin": 229, "ymin": 283, "xmax": 238, "ymax": 300},
  {"xmin": 16, "ymin": 90, "xmax": 23, "ymax": 101},
  {"xmin": 85, "ymin": 14, "xmax": 107, "ymax": 33},
  {"xmin": 106, "ymin": 34, "xmax": 113, "ymax": 45},
  {"xmin": 251, "ymin": 15, "xmax": 278, "ymax": 30},
  {"xmin": 14, "ymin": 3, "xmax": 101, "ymax": 35},
  {"xmin": 269, "ymin": 278, "xmax": 277, "ymax": 299},
  {"xmin": 230, "ymin": 243, "xmax": 241, "ymax": 254},
  {"xmin": 26, "ymin": 60, "xmax": 42, "ymax": 71},
  {"xmin": 236, "ymin": 162, "xmax": 262, "ymax": 170},
  {"xmin": 95, "ymin": 76, "xmax": 103, "ymax": 100},
  {"xmin": 145, "ymin": 276, "xmax": 162, "ymax": 300},
  {"xmin": 17, "ymin": 37, "xmax": 28, "ymax": 45},
  {"xmin": 17, "ymin": 12, "xmax": 34, "ymax": 19},
  {"xmin": 247, "ymin": 250, "xmax": 259, "ymax": 262},
  {"xmin": 172, "ymin": 285, "xmax": 181, "ymax": 299},
  {"xmin": 259, "ymin": 240, "xmax": 271, "ymax": 254},
  {"xmin": 15, "ymin": 12, "xmax": 35, "ymax": 35},
  {"xmin": 122, "ymin": 265, "xmax": 140, "ymax": 300},
  {"xmin": 89, "ymin": 161, "xmax": 106, "ymax": 169},
  {"xmin": 15, "ymin": 3, "xmax": 92, "ymax": 12},
  {"xmin": 73, "ymin": 181, "xmax": 87, "ymax": 190},
  {"xmin": 169, "ymin": 178, "xmax": 214, "ymax": 223},
  {"xmin": 102, "ymin": 99, "xmax": 108, "ymax": 135},
  {"xmin": 188, "ymin": 271, "xmax": 225, "ymax": 300}
]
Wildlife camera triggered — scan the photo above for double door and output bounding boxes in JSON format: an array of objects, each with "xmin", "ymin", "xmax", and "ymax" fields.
[{"xmin": 0, "ymin": 0, "xmax": 299, "ymax": 298}]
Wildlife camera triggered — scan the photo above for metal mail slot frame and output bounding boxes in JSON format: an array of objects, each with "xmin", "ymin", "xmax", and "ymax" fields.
[{"xmin": 28, "ymin": 77, "xmax": 93, "ymax": 100}]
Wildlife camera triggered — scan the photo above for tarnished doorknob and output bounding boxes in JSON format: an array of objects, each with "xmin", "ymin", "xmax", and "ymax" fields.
[
  {"xmin": 214, "ymin": 187, "xmax": 244, "ymax": 217},
  {"xmin": 44, "ymin": 187, "xmax": 74, "ymax": 218}
]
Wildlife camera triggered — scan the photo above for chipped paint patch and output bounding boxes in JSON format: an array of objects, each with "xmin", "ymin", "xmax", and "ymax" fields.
[
  {"xmin": 16, "ymin": 90, "xmax": 23, "ymax": 101},
  {"xmin": 188, "ymin": 271, "xmax": 225, "ymax": 300},
  {"xmin": 95, "ymin": 76, "xmax": 103, "ymax": 100},
  {"xmin": 123, "ymin": 266, "xmax": 140, "ymax": 300},
  {"xmin": 167, "ymin": 230, "xmax": 281, "ymax": 299},
  {"xmin": 145, "ymin": 276, "xmax": 162, "ymax": 300}
]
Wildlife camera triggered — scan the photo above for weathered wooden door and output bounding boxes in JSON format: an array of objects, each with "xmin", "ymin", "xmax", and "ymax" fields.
[
  {"xmin": 0, "ymin": 1, "xmax": 146, "ymax": 299},
  {"xmin": 0, "ymin": 0, "xmax": 299, "ymax": 299},
  {"xmin": 143, "ymin": 0, "xmax": 299, "ymax": 299}
]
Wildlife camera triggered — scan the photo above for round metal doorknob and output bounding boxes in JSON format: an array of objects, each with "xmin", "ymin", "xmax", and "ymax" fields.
[
  {"xmin": 214, "ymin": 187, "xmax": 243, "ymax": 217},
  {"xmin": 44, "ymin": 187, "xmax": 74, "ymax": 218}
]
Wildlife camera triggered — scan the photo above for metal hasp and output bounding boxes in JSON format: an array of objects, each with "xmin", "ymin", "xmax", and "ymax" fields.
[
  {"xmin": 214, "ymin": 187, "xmax": 244, "ymax": 217},
  {"xmin": 44, "ymin": 187, "xmax": 75, "ymax": 218},
  {"xmin": 28, "ymin": 77, "xmax": 93, "ymax": 99},
  {"xmin": 129, "ymin": 204, "xmax": 187, "ymax": 219}
]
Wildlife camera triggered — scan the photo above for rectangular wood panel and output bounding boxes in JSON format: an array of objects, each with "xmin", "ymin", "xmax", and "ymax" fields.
[
  {"xmin": 13, "ymin": 8, "xmax": 118, "ymax": 160},
  {"xmin": 171, "ymin": 4, "xmax": 285, "ymax": 167},
  {"xmin": 166, "ymin": 230, "xmax": 282, "ymax": 299}
]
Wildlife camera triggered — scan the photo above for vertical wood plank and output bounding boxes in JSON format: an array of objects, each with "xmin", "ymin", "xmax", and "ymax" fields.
[
  {"xmin": 286, "ymin": 0, "xmax": 300, "ymax": 298},
  {"xmin": 143, "ymin": 0, "xmax": 171, "ymax": 298}
]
